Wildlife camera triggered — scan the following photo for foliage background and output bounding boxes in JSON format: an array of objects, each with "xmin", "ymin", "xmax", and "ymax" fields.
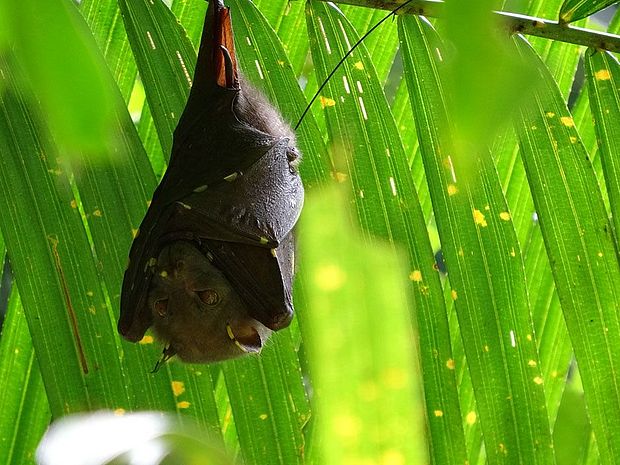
[{"xmin": 0, "ymin": 0, "xmax": 619, "ymax": 464}]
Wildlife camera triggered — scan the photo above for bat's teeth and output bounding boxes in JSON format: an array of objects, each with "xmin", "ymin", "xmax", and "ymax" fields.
[{"xmin": 226, "ymin": 323, "xmax": 259, "ymax": 354}]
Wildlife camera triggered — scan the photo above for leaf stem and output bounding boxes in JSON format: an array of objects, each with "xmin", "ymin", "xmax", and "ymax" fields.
[{"xmin": 313, "ymin": 0, "xmax": 620, "ymax": 53}]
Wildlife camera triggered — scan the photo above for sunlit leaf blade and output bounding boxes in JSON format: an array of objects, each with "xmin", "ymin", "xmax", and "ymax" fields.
[
  {"xmin": 339, "ymin": 5, "xmax": 399, "ymax": 84},
  {"xmin": 399, "ymin": 16, "xmax": 554, "ymax": 464},
  {"xmin": 0, "ymin": 56, "xmax": 128, "ymax": 414},
  {"xmin": 515, "ymin": 37, "xmax": 620, "ymax": 464},
  {"xmin": 0, "ymin": 289, "xmax": 50, "ymax": 465},
  {"xmin": 252, "ymin": 0, "xmax": 308, "ymax": 75},
  {"xmin": 493, "ymin": 0, "xmax": 583, "ymax": 429},
  {"xmin": 221, "ymin": 335, "xmax": 309, "ymax": 465},
  {"xmin": 170, "ymin": 0, "xmax": 207, "ymax": 47},
  {"xmin": 300, "ymin": 186, "xmax": 427, "ymax": 465},
  {"xmin": 117, "ymin": 0, "xmax": 195, "ymax": 157},
  {"xmin": 584, "ymin": 50, "xmax": 620, "ymax": 248},
  {"xmin": 79, "ymin": 0, "xmax": 138, "ymax": 100},
  {"xmin": 305, "ymin": 3, "xmax": 466, "ymax": 464},
  {"xmin": 559, "ymin": 0, "xmax": 618, "ymax": 23}
]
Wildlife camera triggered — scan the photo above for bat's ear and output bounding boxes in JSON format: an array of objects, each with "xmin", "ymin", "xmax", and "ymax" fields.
[{"xmin": 194, "ymin": 0, "xmax": 239, "ymax": 91}]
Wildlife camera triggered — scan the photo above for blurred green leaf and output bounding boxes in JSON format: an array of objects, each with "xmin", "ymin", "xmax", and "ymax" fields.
[
  {"xmin": 442, "ymin": 0, "xmax": 538, "ymax": 178},
  {"xmin": 299, "ymin": 186, "xmax": 427, "ymax": 465},
  {"xmin": 6, "ymin": 0, "xmax": 119, "ymax": 157}
]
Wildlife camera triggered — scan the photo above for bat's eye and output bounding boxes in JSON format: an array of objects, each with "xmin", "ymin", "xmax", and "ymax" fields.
[
  {"xmin": 197, "ymin": 289, "xmax": 220, "ymax": 306},
  {"xmin": 154, "ymin": 299, "xmax": 169, "ymax": 318}
]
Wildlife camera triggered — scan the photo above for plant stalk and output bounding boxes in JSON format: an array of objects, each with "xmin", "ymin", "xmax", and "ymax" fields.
[{"xmin": 311, "ymin": 0, "xmax": 620, "ymax": 53}]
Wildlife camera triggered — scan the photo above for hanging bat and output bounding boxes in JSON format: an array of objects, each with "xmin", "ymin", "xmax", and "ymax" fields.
[{"xmin": 118, "ymin": 0, "xmax": 303, "ymax": 364}]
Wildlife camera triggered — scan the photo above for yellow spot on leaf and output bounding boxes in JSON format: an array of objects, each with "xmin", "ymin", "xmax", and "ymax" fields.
[
  {"xmin": 595, "ymin": 69, "xmax": 611, "ymax": 81},
  {"xmin": 259, "ymin": 413, "xmax": 268, "ymax": 420},
  {"xmin": 320, "ymin": 96, "xmax": 336, "ymax": 108},
  {"xmin": 545, "ymin": 111, "xmax": 555, "ymax": 118},
  {"xmin": 510, "ymin": 248, "xmax": 516, "ymax": 257},
  {"xmin": 177, "ymin": 401, "xmax": 190, "ymax": 409},
  {"xmin": 473, "ymin": 209, "xmax": 488, "ymax": 227},
  {"xmin": 139, "ymin": 335, "xmax": 154, "ymax": 345},
  {"xmin": 353, "ymin": 61, "xmax": 364, "ymax": 70},
  {"xmin": 447, "ymin": 184, "xmax": 458, "ymax": 196},
  {"xmin": 88, "ymin": 305, "xmax": 96, "ymax": 315},
  {"xmin": 526, "ymin": 334, "xmax": 533, "ymax": 342},
  {"xmin": 70, "ymin": 199, "xmax": 77, "ymax": 209},
  {"xmin": 451, "ymin": 289, "xmax": 458, "ymax": 300},
  {"xmin": 93, "ymin": 209, "xmax": 102, "ymax": 217},
  {"xmin": 409, "ymin": 270, "xmax": 422, "ymax": 282},
  {"xmin": 560, "ymin": 116, "xmax": 574, "ymax": 127},
  {"xmin": 315, "ymin": 264, "xmax": 346, "ymax": 291},
  {"xmin": 383, "ymin": 367, "xmax": 407, "ymax": 389},
  {"xmin": 570, "ymin": 136, "xmax": 577, "ymax": 144},
  {"xmin": 499, "ymin": 211, "xmax": 511, "ymax": 221},
  {"xmin": 114, "ymin": 408, "xmax": 126, "ymax": 416},
  {"xmin": 458, "ymin": 248, "xmax": 464, "ymax": 257},
  {"xmin": 434, "ymin": 410, "xmax": 444, "ymax": 417},
  {"xmin": 446, "ymin": 358, "xmax": 455, "ymax": 370},
  {"xmin": 333, "ymin": 171, "xmax": 348, "ymax": 183},
  {"xmin": 171, "ymin": 381, "xmax": 185, "ymax": 396},
  {"xmin": 533, "ymin": 376, "xmax": 543, "ymax": 385},
  {"xmin": 86, "ymin": 291, "xmax": 94, "ymax": 297},
  {"xmin": 466, "ymin": 411, "xmax": 477, "ymax": 425},
  {"xmin": 484, "ymin": 345, "xmax": 490, "ymax": 352},
  {"xmin": 333, "ymin": 413, "xmax": 361, "ymax": 439},
  {"xmin": 528, "ymin": 359, "xmax": 537, "ymax": 367},
  {"xmin": 381, "ymin": 449, "xmax": 405, "ymax": 465},
  {"xmin": 598, "ymin": 251, "xmax": 603, "ymax": 257}
]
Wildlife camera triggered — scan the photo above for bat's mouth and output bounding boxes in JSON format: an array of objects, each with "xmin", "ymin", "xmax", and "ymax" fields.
[{"xmin": 226, "ymin": 320, "xmax": 266, "ymax": 353}]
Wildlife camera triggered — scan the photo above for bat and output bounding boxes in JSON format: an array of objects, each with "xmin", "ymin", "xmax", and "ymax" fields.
[{"xmin": 118, "ymin": 0, "xmax": 303, "ymax": 365}]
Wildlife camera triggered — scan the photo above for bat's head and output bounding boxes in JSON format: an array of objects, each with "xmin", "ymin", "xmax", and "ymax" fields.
[{"xmin": 147, "ymin": 241, "xmax": 272, "ymax": 363}]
